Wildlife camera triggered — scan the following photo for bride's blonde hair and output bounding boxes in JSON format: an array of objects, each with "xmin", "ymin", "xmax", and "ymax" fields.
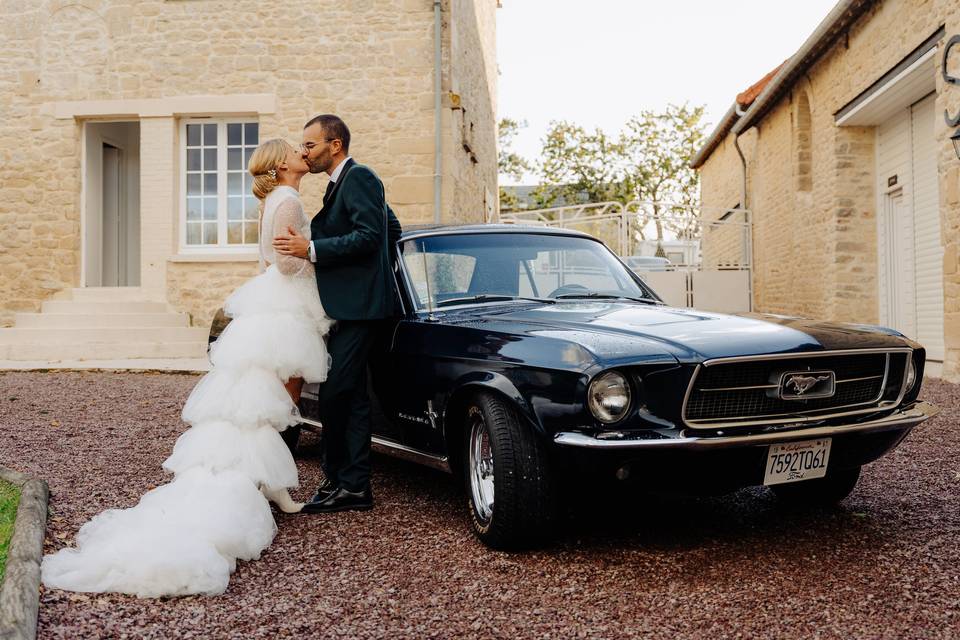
[{"xmin": 248, "ymin": 138, "xmax": 293, "ymax": 200}]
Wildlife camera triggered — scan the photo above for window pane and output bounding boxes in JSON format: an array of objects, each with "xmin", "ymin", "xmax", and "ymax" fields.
[
  {"xmin": 186, "ymin": 222, "xmax": 201, "ymax": 245},
  {"xmin": 227, "ymin": 221, "xmax": 243, "ymax": 244},
  {"xmin": 203, "ymin": 148, "xmax": 217, "ymax": 171},
  {"xmin": 186, "ymin": 197, "xmax": 201, "ymax": 221},
  {"xmin": 204, "ymin": 222, "xmax": 218, "ymax": 244},
  {"xmin": 203, "ymin": 123, "xmax": 216, "ymax": 145},
  {"xmin": 400, "ymin": 234, "xmax": 650, "ymax": 309},
  {"xmin": 228, "ymin": 173, "xmax": 242, "ymax": 195},
  {"xmin": 228, "ymin": 197, "xmax": 243, "ymax": 220},
  {"xmin": 203, "ymin": 197, "xmax": 218, "ymax": 220},
  {"xmin": 245, "ymin": 196, "xmax": 260, "ymax": 220},
  {"xmin": 182, "ymin": 120, "xmax": 261, "ymax": 250},
  {"xmin": 244, "ymin": 123, "xmax": 258, "ymax": 144},
  {"xmin": 228, "ymin": 123, "xmax": 242, "ymax": 146},
  {"xmin": 186, "ymin": 124, "xmax": 201, "ymax": 147},
  {"xmin": 204, "ymin": 173, "xmax": 217, "ymax": 195},
  {"xmin": 518, "ymin": 261, "xmax": 536, "ymax": 297}
]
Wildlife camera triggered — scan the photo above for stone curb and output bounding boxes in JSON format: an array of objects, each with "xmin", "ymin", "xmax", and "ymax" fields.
[{"xmin": 0, "ymin": 466, "xmax": 48, "ymax": 640}]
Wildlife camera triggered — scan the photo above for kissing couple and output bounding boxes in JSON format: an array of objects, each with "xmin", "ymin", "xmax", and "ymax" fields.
[{"xmin": 41, "ymin": 114, "xmax": 403, "ymax": 597}]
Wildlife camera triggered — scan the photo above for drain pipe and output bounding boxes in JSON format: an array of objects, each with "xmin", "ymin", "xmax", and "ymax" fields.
[
  {"xmin": 433, "ymin": 0, "xmax": 443, "ymax": 224},
  {"xmin": 733, "ymin": 103, "xmax": 748, "ymax": 209},
  {"xmin": 733, "ymin": 102, "xmax": 753, "ymax": 312}
]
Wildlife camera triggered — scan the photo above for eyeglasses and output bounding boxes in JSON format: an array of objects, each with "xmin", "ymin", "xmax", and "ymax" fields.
[{"xmin": 300, "ymin": 138, "xmax": 340, "ymax": 152}]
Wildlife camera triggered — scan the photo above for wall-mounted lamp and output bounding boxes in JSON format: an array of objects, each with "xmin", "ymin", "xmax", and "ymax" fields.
[{"xmin": 953, "ymin": 129, "xmax": 960, "ymax": 160}]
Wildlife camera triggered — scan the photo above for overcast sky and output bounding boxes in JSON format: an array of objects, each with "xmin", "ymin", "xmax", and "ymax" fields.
[{"xmin": 497, "ymin": 0, "xmax": 839, "ymax": 184}]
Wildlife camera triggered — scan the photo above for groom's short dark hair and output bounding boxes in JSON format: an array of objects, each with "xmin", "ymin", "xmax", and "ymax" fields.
[{"xmin": 305, "ymin": 114, "xmax": 350, "ymax": 154}]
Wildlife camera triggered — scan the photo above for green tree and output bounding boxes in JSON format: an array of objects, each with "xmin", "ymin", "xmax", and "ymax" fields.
[
  {"xmin": 530, "ymin": 105, "xmax": 707, "ymax": 244},
  {"xmin": 536, "ymin": 121, "xmax": 631, "ymax": 208},
  {"xmin": 621, "ymin": 103, "xmax": 707, "ymax": 243},
  {"xmin": 497, "ymin": 118, "xmax": 531, "ymax": 212}
]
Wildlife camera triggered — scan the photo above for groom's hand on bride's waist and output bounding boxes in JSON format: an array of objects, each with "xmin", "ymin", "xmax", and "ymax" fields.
[{"xmin": 273, "ymin": 226, "xmax": 310, "ymax": 259}]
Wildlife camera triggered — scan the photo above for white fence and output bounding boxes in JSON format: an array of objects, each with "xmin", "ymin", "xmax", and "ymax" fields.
[{"xmin": 500, "ymin": 201, "xmax": 753, "ymax": 313}]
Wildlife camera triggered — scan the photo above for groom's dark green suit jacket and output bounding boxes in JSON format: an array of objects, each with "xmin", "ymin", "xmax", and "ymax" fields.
[{"xmin": 309, "ymin": 158, "xmax": 402, "ymax": 320}]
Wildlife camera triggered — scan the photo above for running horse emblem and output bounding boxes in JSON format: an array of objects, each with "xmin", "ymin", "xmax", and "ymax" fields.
[{"xmin": 784, "ymin": 374, "xmax": 832, "ymax": 396}]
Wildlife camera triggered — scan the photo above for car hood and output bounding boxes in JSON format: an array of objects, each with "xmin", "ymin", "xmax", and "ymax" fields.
[{"xmin": 451, "ymin": 302, "xmax": 912, "ymax": 363}]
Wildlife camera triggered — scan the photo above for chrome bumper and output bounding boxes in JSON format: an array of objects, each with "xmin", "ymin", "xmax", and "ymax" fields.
[{"xmin": 553, "ymin": 401, "xmax": 940, "ymax": 451}]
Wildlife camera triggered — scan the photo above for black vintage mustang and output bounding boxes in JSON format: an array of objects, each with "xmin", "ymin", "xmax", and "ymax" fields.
[{"xmin": 212, "ymin": 225, "xmax": 939, "ymax": 549}]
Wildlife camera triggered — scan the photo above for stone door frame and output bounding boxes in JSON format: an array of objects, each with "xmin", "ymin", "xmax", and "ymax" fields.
[{"xmin": 80, "ymin": 118, "xmax": 140, "ymax": 288}]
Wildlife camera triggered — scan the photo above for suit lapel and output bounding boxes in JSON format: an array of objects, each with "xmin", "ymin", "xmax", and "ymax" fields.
[{"xmin": 319, "ymin": 158, "xmax": 355, "ymax": 215}]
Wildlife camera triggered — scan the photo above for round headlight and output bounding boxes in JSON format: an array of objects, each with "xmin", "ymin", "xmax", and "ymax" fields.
[
  {"xmin": 905, "ymin": 357, "xmax": 917, "ymax": 391},
  {"xmin": 588, "ymin": 371, "xmax": 632, "ymax": 423}
]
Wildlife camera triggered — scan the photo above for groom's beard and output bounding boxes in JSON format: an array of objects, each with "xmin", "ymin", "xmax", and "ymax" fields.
[
  {"xmin": 305, "ymin": 158, "xmax": 327, "ymax": 174},
  {"xmin": 305, "ymin": 151, "xmax": 332, "ymax": 174}
]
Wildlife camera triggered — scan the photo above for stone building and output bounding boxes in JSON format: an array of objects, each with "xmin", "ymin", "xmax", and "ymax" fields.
[
  {"xmin": 693, "ymin": 0, "xmax": 960, "ymax": 381},
  {"xmin": 0, "ymin": 0, "xmax": 498, "ymax": 366}
]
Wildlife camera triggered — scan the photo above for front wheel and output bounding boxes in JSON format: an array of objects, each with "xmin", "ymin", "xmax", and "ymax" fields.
[
  {"xmin": 770, "ymin": 465, "xmax": 861, "ymax": 505},
  {"xmin": 463, "ymin": 392, "xmax": 556, "ymax": 549}
]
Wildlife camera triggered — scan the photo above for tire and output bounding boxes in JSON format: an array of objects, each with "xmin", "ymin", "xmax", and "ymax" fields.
[
  {"xmin": 462, "ymin": 392, "xmax": 556, "ymax": 549},
  {"xmin": 770, "ymin": 465, "xmax": 861, "ymax": 506},
  {"xmin": 281, "ymin": 425, "xmax": 301, "ymax": 455}
]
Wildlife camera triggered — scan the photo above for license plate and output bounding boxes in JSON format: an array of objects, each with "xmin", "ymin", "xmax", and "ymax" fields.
[{"xmin": 763, "ymin": 438, "xmax": 831, "ymax": 486}]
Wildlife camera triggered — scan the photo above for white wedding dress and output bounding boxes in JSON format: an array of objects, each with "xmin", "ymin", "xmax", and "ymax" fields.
[{"xmin": 41, "ymin": 185, "xmax": 333, "ymax": 597}]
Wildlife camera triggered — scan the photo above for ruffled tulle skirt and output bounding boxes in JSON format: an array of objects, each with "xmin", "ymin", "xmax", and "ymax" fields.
[{"xmin": 41, "ymin": 266, "xmax": 332, "ymax": 597}]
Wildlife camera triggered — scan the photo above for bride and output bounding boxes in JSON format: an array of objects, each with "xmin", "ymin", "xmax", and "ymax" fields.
[{"xmin": 41, "ymin": 139, "xmax": 333, "ymax": 598}]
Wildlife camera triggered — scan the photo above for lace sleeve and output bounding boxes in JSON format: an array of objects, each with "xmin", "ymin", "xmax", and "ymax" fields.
[{"xmin": 272, "ymin": 197, "xmax": 312, "ymax": 277}]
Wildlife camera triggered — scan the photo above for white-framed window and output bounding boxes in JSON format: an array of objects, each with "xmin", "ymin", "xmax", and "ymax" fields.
[{"xmin": 180, "ymin": 118, "xmax": 260, "ymax": 250}]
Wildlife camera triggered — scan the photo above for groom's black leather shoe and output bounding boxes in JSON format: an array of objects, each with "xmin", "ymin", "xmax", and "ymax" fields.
[
  {"xmin": 301, "ymin": 487, "xmax": 373, "ymax": 513},
  {"xmin": 309, "ymin": 477, "xmax": 337, "ymax": 501}
]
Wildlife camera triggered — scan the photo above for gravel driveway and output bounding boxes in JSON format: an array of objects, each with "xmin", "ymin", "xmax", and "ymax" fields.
[{"xmin": 0, "ymin": 371, "xmax": 958, "ymax": 639}]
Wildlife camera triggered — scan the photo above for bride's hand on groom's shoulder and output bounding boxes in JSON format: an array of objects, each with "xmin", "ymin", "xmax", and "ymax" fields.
[{"xmin": 273, "ymin": 226, "xmax": 309, "ymax": 258}]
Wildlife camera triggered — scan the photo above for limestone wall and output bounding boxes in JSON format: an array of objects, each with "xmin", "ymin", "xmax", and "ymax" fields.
[
  {"xmin": 167, "ymin": 261, "xmax": 259, "ymax": 331},
  {"xmin": 699, "ymin": 134, "xmax": 753, "ymax": 270},
  {"xmin": 937, "ymin": 4, "xmax": 960, "ymax": 382},
  {"xmin": 0, "ymin": 0, "xmax": 498, "ymax": 327},
  {"xmin": 447, "ymin": 0, "xmax": 499, "ymax": 223},
  {"xmin": 698, "ymin": 0, "xmax": 960, "ymax": 380}
]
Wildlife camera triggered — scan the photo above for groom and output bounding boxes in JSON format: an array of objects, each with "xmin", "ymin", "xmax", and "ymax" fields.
[{"xmin": 273, "ymin": 114, "xmax": 402, "ymax": 513}]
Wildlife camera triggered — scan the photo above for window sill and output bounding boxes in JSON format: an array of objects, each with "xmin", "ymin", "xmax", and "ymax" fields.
[{"xmin": 168, "ymin": 253, "xmax": 259, "ymax": 263}]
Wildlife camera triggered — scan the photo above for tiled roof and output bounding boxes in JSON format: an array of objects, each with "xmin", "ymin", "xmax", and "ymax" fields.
[
  {"xmin": 690, "ymin": 0, "xmax": 877, "ymax": 169},
  {"xmin": 688, "ymin": 65, "xmax": 784, "ymax": 170},
  {"xmin": 736, "ymin": 62, "xmax": 786, "ymax": 108}
]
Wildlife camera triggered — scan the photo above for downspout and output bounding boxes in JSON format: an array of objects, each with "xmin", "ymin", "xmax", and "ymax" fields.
[
  {"xmin": 733, "ymin": 103, "xmax": 748, "ymax": 208},
  {"xmin": 733, "ymin": 103, "xmax": 753, "ymax": 312},
  {"xmin": 433, "ymin": 0, "xmax": 443, "ymax": 224}
]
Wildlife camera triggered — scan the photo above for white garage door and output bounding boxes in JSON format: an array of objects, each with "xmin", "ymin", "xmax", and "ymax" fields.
[{"xmin": 876, "ymin": 92, "xmax": 944, "ymax": 361}]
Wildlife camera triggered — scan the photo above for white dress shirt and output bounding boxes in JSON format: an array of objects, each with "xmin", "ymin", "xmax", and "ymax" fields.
[{"xmin": 308, "ymin": 156, "xmax": 352, "ymax": 263}]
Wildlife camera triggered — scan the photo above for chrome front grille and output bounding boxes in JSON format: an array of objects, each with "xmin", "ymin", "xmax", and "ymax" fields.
[{"xmin": 682, "ymin": 349, "xmax": 911, "ymax": 428}]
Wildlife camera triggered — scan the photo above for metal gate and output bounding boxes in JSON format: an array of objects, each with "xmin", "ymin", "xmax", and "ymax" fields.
[{"xmin": 500, "ymin": 201, "xmax": 753, "ymax": 313}]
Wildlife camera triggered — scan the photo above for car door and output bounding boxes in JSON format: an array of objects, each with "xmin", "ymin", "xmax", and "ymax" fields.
[
  {"xmin": 381, "ymin": 318, "xmax": 451, "ymax": 453},
  {"xmin": 367, "ymin": 318, "xmax": 405, "ymax": 444},
  {"xmin": 368, "ymin": 237, "xmax": 478, "ymax": 455}
]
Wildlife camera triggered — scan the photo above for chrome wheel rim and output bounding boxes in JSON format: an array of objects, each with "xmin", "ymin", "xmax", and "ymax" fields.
[{"xmin": 468, "ymin": 409, "xmax": 495, "ymax": 523}]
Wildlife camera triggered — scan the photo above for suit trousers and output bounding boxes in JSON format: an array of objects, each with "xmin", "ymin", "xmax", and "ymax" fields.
[{"xmin": 317, "ymin": 320, "xmax": 379, "ymax": 492}]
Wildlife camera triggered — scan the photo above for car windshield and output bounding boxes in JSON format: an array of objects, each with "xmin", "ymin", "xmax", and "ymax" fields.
[{"xmin": 400, "ymin": 232, "xmax": 658, "ymax": 311}]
